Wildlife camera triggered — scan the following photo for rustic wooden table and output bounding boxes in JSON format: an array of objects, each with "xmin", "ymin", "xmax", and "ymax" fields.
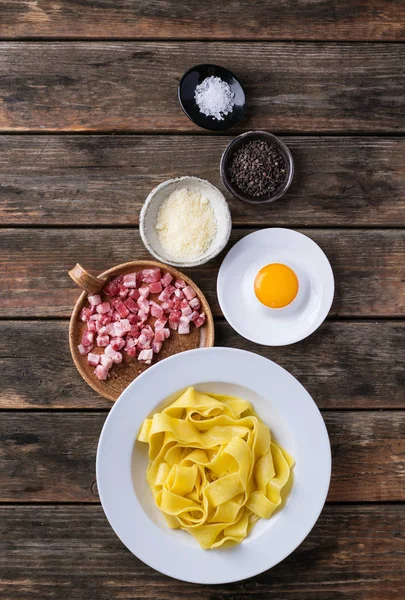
[{"xmin": 0, "ymin": 2, "xmax": 404, "ymax": 598}]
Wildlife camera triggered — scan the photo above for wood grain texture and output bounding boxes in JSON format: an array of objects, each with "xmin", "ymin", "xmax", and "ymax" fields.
[
  {"xmin": 1, "ymin": 0, "xmax": 404, "ymax": 41},
  {"xmin": 1, "ymin": 135, "xmax": 404, "ymax": 226},
  {"xmin": 0, "ymin": 412, "xmax": 403, "ymax": 502},
  {"xmin": 0, "ymin": 505, "xmax": 403, "ymax": 600},
  {"xmin": 0, "ymin": 228, "xmax": 404, "ymax": 318},
  {"xmin": 0, "ymin": 43, "xmax": 404, "ymax": 133},
  {"xmin": 1, "ymin": 320, "xmax": 404, "ymax": 410}
]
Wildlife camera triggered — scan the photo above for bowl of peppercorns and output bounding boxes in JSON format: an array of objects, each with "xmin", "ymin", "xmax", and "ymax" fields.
[{"xmin": 220, "ymin": 131, "xmax": 294, "ymax": 204}]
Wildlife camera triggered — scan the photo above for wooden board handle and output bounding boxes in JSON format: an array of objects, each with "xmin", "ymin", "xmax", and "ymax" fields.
[{"xmin": 68, "ymin": 264, "xmax": 106, "ymax": 295}]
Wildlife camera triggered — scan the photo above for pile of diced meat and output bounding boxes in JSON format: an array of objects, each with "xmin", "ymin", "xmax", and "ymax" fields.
[{"xmin": 77, "ymin": 267, "xmax": 206, "ymax": 381}]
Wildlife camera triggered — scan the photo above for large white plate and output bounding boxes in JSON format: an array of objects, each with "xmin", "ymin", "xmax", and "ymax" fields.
[
  {"xmin": 217, "ymin": 228, "xmax": 335, "ymax": 345},
  {"xmin": 96, "ymin": 347, "xmax": 331, "ymax": 584}
]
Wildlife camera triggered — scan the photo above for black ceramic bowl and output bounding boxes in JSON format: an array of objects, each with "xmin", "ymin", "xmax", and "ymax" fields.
[
  {"xmin": 220, "ymin": 131, "xmax": 294, "ymax": 204},
  {"xmin": 178, "ymin": 64, "xmax": 246, "ymax": 132}
]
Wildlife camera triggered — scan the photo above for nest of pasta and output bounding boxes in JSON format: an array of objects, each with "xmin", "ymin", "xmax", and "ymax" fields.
[{"xmin": 138, "ymin": 387, "xmax": 294, "ymax": 549}]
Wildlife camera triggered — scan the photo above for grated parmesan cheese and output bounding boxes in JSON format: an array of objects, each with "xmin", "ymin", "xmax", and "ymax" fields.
[{"xmin": 155, "ymin": 188, "xmax": 217, "ymax": 260}]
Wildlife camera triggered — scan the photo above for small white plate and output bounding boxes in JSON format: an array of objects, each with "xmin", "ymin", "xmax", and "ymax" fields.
[
  {"xmin": 217, "ymin": 228, "xmax": 334, "ymax": 346},
  {"xmin": 97, "ymin": 347, "xmax": 331, "ymax": 584}
]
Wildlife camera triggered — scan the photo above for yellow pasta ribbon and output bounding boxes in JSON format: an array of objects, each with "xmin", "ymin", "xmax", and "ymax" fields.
[{"xmin": 138, "ymin": 387, "xmax": 294, "ymax": 549}]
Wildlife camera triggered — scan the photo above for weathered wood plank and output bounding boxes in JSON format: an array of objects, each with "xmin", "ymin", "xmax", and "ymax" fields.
[
  {"xmin": 0, "ymin": 505, "xmax": 403, "ymax": 600},
  {"xmin": 1, "ymin": 0, "xmax": 404, "ymax": 41},
  {"xmin": 0, "ymin": 43, "xmax": 404, "ymax": 132},
  {"xmin": 1, "ymin": 135, "xmax": 404, "ymax": 226},
  {"xmin": 0, "ymin": 228, "xmax": 404, "ymax": 317},
  {"xmin": 0, "ymin": 412, "xmax": 403, "ymax": 502},
  {"xmin": 1, "ymin": 320, "xmax": 404, "ymax": 410}
]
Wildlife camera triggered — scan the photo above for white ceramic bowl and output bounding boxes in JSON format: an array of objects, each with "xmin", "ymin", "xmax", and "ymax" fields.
[
  {"xmin": 96, "ymin": 347, "xmax": 331, "ymax": 584},
  {"xmin": 139, "ymin": 176, "xmax": 232, "ymax": 267}
]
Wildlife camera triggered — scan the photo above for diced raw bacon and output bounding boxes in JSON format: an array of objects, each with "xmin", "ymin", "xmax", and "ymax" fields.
[
  {"xmin": 89, "ymin": 313, "xmax": 101, "ymax": 321},
  {"xmin": 96, "ymin": 301, "xmax": 111, "ymax": 314},
  {"xmin": 119, "ymin": 285, "xmax": 129, "ymax": 299},
  {"xmin": 103, "ymin": 280, "xmax": 119, "ymax": 297},
  {"xmin": 129, "ymin": 325, "xmax": 140, "ymax": 336},
  {"xmin": 94, "ymin": 364, "xmax": 110, "ymax": 380},
  {"xmin": 168, "ymin": 309, "xmax": 181, "ymax": 323},
  {"xmin": 138, "ymin": 310, "xmax": 149, "ymax": 322},
  {"xmin": 124, "ymin": 297, "xmax": 138, "ymax": 314},
  {"xmin": 105, "ymin": 322, "xmax": 127, "ymax": 337},
  {"xmin": 180, "ymin": 298, "xmax": 190, "ymax": 310},
  {"xmin": 87, "ymin": 353, "xmax": 100, "ymax": 367},
  {"xmin": 80, "ymin": 307, "xmax": 94, "ymax": 322},
  {"xmin": 154, "ymin": 328, "xmax": 170, "ymax": 342},
  {"xmin": 82, "ymin": 331, "xmax": 94, "ymax": 346},
  {"xmin": 149, "ymin": 281, "xmax": 162, "ymax": 294},
  {"xmin": 183, "ymin": 286, "xmax": 196, "ymax": 301},
  {"xmin": 137, "ymin": 334, "xmax": 151, "ymax": 350},
  {"xmin": 152, "ymin": 340, "xmax": 162, "ymax": 354},
  {"xmin": 94, "ymin": 320, "xmax": 105, "ymax": 332},
  {"xmin": 105, "ymin": 344, "xmax": 123, "ymax": 364},
  {"xmin": 100, "ymin": 354, "xmax": 114, "ymax": 369},
  {"xmin": 137, "ymin": 296, "xmax": 150, "ymax": 314},
  {"xmin": 142, "ymin": 324, "xmax": 154, "ymax": 340},
  {"xmin": 174, "ymin": 288, "xmax": 184, "ymax": 299},
  {"xmin": 98, "ymin": 326, "xmax": 107, "ymax": 334},
  {"xmin": 178, "ymin": 315, "xmax": 191, "ymax": 335},
  {"xmin": 190, "ymin": 310, "xmax": 200, "ymax": 322},
  {"xmin": 154, "ymin": 318, "xmax": 168, "ymax": 331},
  {"xmin": 88, "ymin": 294, "xmax": 102, "ymax": 306},
  {"xmin": 78, "ymin": 343, "xmax": 93, "ymax": 355},
  {"xmin": 138, "ymin": 349, "xmax": 153, "ymax": 364},
  {"xmin": 141, "ymin": 268, "xmax": 161, "ymax": 284},
  {"xmin": 169, "ymin": 320, "xmax": 178, "ymax": 330},
  {"xmin": 161, "ymin": 300, "xmax": 174, "ymax": 314},
  {"xmin": 172, "ymin": 298, "xmax": 182, "ymax": 311},
  {"xmin": 87, "ymin": 319, "xmax": 97, "ymax": 333},
  {"xmin": 96, "ymin": 334, "xmax": 110, "ymax": 347},
  {"xmin": 139, "ymin": 285, "xmax": 150, "ymax": 298},
  {"xmin": 123, "ymin": 273, "xmax": 137, "ymax": 288},
  {"xmin": 189, "ymin": 297, "xmax": 201, "ymax": 310},
  {"xmin": 181, "ymin": 305, "xmax": 193, "ymax": 317},
  {"xmin": 112, "ymin": 298, "xmax": 130, "ymax": 318},
  {"xmin": 128, "ymin": 313, "xmax": 141, "ymax": 325},
  {"xmin": 161, "ymin": 272, "xmax": 173, "ymax": 287},
  {"xmin": 158, "ymin": 286, "xmax": 175, "ymax": 302},
  {"xmin": 128, "ymin": 288, "xmax": 140, "ymax": 301},
  {"xmin": 112, "ymin": 311, "xmax": 121, "ymax": 322},
  {"xmin": 99, "ymin": 313, "xmax": 111, "ymax": 326},
  {"xmin": 111, "ymin": 337, "xmax": 126, "ymax": 351},
  {"xmin": 118, "ymin": 319, "xmax": 131, "ymax": 333},
  {"xmin": 194, "ymin": 312, "xmax": 206, "ymax": 328},
  {"xmin": 150, "ymin": 301, "xmax": 164, "ymax": 319},
  {"xmin": 124, "ymin": 337, "xmax": 137, "ymax": 357},
  {"xmin": 175, "ymin": 279, "xmax": 186, "ymax": 289}
]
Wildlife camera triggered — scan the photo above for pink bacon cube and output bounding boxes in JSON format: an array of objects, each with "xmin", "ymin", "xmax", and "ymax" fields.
[
  {"xmin": 80, "ymin": 307, "xmax": 94, "ymax": 322},
  {"xmin": 194, "ymin": 313, "xmax": 206, "ymax": 328},
  {"xmin": 149, "ymin": 281, "xmax": 162, "ymax": 294},
  {"xmin": 110, "ymin": 337, "xmax": 126, "ymax": 351},
  {"xmin": 152, "ymin": 340, "xmax": 162, "ymax": 354},
  {"xmin": 124, "ymin": 297, "xmax": 138, "ymax": 314},
  {"xmin": 141, "ymin": 268, "xmax": 161, "ymax": 284},
  {"xmin": 96, "ymin": 334, "xmax": 110, "ymax": 347},
  {"xmin": 189, "ymin": 297, "xmax": 201, "ymax": 310},
  {"xmin": 103, "ymin": 280, "xmax": 119, "ymax": 297},
  {"xmin": 94, "ymin": 364, "xmax": 110, "ymax": 380},
  {"xmin": 100, "ymin": 354, "xmax": 113, "ymax": 369},
  {"xmin": 77, "ymin": 343, "xmax": 93, "ymax": 356},
  {"xmin": 88, "ymin": 294, "xmax": 102, "ymax": 306},
  {"xmin": 178, "ymin": 316, "xmax": 190, "ymax": 335},
  {"xmin": 112, "ymin": 298, "xmax": 130, "ymax": 318},
  {"xmin": 128, "ymin": 288, "xmax": 140, "ymax": 301},
  {"xmin": 123, "ymin": 273, "xmax": 137, "ymax": 288},
  {"xmin": 96, "ymin": 301, "xmax": 111, "ymax": 315},
  {"xmin": 87, "ymin": 353, "xmax": 100, "ymax": 367},
  {"xmin": 105, "ymin": 344, "xmax": 123, "ymax": 364},
  {"xmin": 139, "ymin": 285, "xmax": 150, "ymax": 298},
  {"xmin": 137, "ymin": 296, "xmax": 150, "ymax": 314},
  {"xmin": 183, "ymin": 286, "xmax": 196, "ymax": 301},
  {"xmin": 154, "ymin": 318, "xmax": 168, "ymax": 331},
  {"xmin": 175, "ymin": 279, "xmax": 186, "ymax": 289},
  {"xmin": 82, "ymin": 331, "xmax": 94, "ymax": 346},
  {"xmin": 150, "ymin": 301, "xmax": 164, "ymax": 319},
  {"xmin": 161, "ymin": 272, "xmax": 173, "ymax": 287},
  {"xmin": 119, "ymin": 285, "xmax": 129, "ymax": 299},
  {"xmin": 138, "ymin": 349, "xmax": 153, "ymax": 364},
  {"xmin": 158, "ymin": 285, "xmax": 175, "ymax": 302}
]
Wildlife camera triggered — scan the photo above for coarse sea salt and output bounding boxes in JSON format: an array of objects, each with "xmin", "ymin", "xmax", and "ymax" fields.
[{"xmin": 194, "ymin": 76, "xmax": 235, "ymax": 121}]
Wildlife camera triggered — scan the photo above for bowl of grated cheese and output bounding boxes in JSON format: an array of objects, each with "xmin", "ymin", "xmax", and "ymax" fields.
[{"xmin": 140, "ymin": 176, "xmax": 232, "ymax": 267}]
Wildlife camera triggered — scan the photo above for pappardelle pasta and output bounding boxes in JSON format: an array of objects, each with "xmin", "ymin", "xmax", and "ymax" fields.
[{"xmin": 138, "ymin": 387, "xmax": 294, "ymax": 549}]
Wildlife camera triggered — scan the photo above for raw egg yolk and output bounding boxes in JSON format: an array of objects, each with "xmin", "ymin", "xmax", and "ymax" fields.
[{"xmin": 254, "ymin": 263, "xmax": 298, "ymax": 309}]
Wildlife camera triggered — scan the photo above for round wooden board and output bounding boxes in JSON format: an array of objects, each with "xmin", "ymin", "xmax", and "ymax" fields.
[{"xmin": 69, "ymin": 260, "xmax": 214, "ymax": 401}]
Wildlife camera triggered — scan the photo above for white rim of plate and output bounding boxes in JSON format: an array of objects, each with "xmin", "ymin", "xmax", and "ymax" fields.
[
  {"xmin": 217, "ymin": 228, "xmax": 335, "ymax": 346},
  {"xmin": 96, "ymin": 347, "xmax": 331, "ymax": 584}
]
